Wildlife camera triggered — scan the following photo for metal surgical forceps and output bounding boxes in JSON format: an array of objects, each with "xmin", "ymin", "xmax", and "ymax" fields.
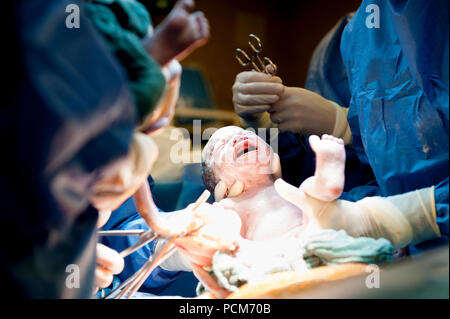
[
  {"xmin": 235, "ymin": 34, "xmax": 277, "ymax": 75},
  {"xmin": 98, "ymin": 190, "xmax": 211, "ymax": 299}
]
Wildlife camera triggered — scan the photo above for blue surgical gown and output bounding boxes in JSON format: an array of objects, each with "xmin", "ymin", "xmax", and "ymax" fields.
[
  {"xmin": 340, "ymin": 0, "xmax": 449, "ymax": 253},
  {"xmin": 278, "ymin": 13, "xmax": 380, "ymax": 198}
]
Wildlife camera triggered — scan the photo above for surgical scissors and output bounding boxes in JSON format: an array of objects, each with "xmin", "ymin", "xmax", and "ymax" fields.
[
  {"xmin": 100, "ymin": 190, "xmax": 211, "ymax": 299},
  {"xmin": 235, "ymin": 34, "xmax": 277, "ymax": 76}
]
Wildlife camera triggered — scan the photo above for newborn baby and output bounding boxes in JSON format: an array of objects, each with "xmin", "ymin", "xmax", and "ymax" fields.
[
  {"xmin": 171, "ymin": 126, "xmax": 347, "ymax": 296},
  {"xmin": 201, "ymin": 126, "xmax": 345, "ymax": 241}
]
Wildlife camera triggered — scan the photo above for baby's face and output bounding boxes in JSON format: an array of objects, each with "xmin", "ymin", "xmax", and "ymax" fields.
[{"xmin": 202, "ymin": 126, "xmax": 276, "ymax": 189}]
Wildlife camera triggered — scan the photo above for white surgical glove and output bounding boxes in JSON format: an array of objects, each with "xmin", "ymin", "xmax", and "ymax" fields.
[
  {"xmin": 154, "ymin": 203, "xmax": 242, "ymax": 270},
  {"xmin": 95, "ymin": 243, "xmax": 125, "ymax": 289},
  {"xmin": 270, "ymin": 87, "xmax": 352, "ymax": 144},
  {"xmin": 232, "ymin": 71, "xmax": 285, "ymax": 125},
  {"xmin": 232, "ymin": 70, "xmax": 352, "ymax": 143},
  {"xmin": 274, "ymin": 179, "xmax": 441, "ymax": 248}
]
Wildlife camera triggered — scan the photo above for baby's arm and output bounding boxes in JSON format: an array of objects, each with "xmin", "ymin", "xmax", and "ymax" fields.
[{"xmin": 299, "ymin": 135, "xmax": 346, "ymax": 202}]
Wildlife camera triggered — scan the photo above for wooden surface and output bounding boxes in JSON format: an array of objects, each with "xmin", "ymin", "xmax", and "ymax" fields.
[
  {"xmin": 216, "ymin": 245, "xmax": 449, "ymax": 299},
  {"xmin": 226, "ymin": 263, "xmax": 368, "ymax": 299}
]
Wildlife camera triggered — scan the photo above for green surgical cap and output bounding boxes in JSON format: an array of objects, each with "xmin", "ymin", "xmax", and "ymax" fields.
[{"xmin": 85, "ymin": 0, "xmax": 166, "ymax": 124}]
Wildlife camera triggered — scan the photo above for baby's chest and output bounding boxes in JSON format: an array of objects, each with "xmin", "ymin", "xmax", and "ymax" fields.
[{"xmin": 244, "ymin": 204, "xmax": 303, "ymax": 239}]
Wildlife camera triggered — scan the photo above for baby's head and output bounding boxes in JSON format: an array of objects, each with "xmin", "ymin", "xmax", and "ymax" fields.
[{"xmin": 201, "ymin": 126, "xmax": 280, "ymax": 195}]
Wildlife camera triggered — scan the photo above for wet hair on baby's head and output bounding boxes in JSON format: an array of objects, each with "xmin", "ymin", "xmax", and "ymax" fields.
[
  {"xmin": 201, "ymin": 160, "xmax": 217, "ymax": 193},
  {"xmin": 200, "ymin": 130, "xmax": 219, "ymax": 192}
]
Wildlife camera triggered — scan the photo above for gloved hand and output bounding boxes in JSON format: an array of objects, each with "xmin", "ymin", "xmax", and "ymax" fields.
[
  {"xmin": 95, "ymin": 243, "xmax": 125, "ymax": 289},
  {"xmin": 136, "ymin": 202, "xmax": 238, "ymax": 298},
  {"xmin": 90, "ymin": 132, "xmax": 159, "ymax": 212},
  {"xmin": 213, "ymin": 153, "xmax": 282, "ymax": 201},
  {"xmin": 173, "ymin": 202, "xmax": 242, "ymax": 268},
  {"xmin": 153, "ymin": 202, "xmax": 242, "ymax": 272},
  {"xmin": 270, "ymin": 87, "xmax": 352, "ymax": 144},
  {"xmin": 274, "ymin": 179, "xmax": 442, "ymax": 248},
  {"xmin": 232, "ymin": 72, "xmax": 351, "ymax": 143},
  {"xmin": 95, "ymin": 203, "xmax": 125, "ymax": 290},
  {"xmin": 232, "ymin": 71, "xmax": 284, "ymax": 124}
]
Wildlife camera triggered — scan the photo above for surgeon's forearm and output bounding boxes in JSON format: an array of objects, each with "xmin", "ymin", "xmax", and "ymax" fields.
[
  {"xmin": 317, "ymin": 186, "xmax": 441, "ymax": 248},
  {"xmin": 276, "ymin": 179, "xmax": 441, "ymax": 248}
]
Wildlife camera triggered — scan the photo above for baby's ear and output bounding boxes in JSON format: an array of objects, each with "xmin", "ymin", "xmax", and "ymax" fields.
[{"xmin": 271, "ymin": 153, "xmax": 282, "ymax": 180}]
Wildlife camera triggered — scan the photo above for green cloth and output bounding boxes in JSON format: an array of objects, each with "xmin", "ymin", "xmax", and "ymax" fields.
[
  {"xmin": 301, "ymin": 229, "xmax": 393, "ymax": 268},
  {"xmin": 85, "ymin": 0, "xmax": 166, "ymax": 123},
  {"xmin": 200, "ymin": 229, "xmax": 393, "ymax": 294}
]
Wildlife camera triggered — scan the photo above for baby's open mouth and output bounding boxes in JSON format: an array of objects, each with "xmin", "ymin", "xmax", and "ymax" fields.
[
  {"xmin": 234, "ymin": 139, "xmax": 259, "ymax": 161},
  {"xmin": 236, "ymin": 144, "xmax": 257, "ymax": 158}
]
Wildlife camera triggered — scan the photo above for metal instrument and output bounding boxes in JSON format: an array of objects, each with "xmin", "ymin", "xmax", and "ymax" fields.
[
  {"xmin": 235, "ymin": 34, "xmax": 277, "ymax": 75},
  {"xmin": 99, "ymin": 190, "xmax": 211, "ymax": 299}
]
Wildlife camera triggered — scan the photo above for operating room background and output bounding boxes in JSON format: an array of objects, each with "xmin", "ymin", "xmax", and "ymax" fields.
[
  {"xmin": 142, "ymin": 0, "xmax": 363, "ymax": 208},
  {"xmin": 147, "ymin": 0, "xmax": 361, "ymax": 111},
  {"xmin": 143, "ymin": 0, "xmax": 363, "ymax": 187}
]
